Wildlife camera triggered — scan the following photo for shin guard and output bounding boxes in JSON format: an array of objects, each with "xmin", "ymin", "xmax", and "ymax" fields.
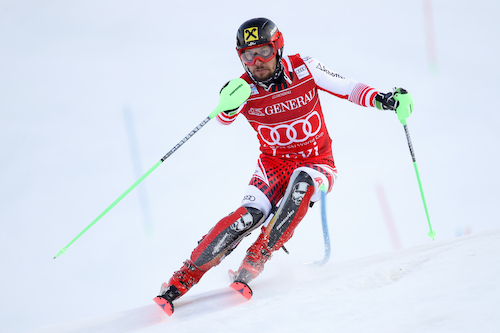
[
  {"xmin": 191, "ymin": 206, "xmax": 264, "ymax": 271},
  {"xmin": 166, "ymin": 206, "xmax": 264, "ymax": 299}
]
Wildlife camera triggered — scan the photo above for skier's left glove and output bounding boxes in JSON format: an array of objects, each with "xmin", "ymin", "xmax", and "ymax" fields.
[{"xmin": 374, "ymin": 88, "xmax": 408, "ymax": 111}]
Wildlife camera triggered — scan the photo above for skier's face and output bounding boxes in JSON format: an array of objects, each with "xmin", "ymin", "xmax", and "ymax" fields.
[{"xmin": 247, "ymin": 56, "xmax": 277, "ymax": 81}]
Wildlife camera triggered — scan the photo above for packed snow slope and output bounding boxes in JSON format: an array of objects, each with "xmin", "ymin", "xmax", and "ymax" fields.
[
  {"xmin": 1, "ymin": 1, "xmax": 500, "ymax": 333},
  {"xmin": 31, "ymin": 229, "xmax": 500, "ymax": 333}
]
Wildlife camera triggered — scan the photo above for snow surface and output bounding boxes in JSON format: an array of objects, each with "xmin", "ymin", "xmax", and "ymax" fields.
[
  {"xmin": 1, "ymin": 0, "xmax": 500, "ymax": 332},
  {"xmin": 29, "ymin": 229, "xmax": 500, "ymax": 333}
]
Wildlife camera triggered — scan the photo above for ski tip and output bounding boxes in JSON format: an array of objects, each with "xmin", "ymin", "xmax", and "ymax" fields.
[
  {"xmin": 230, "ymin": 281, "xmax": 253, "ymax": 300},
  {"xmin": 153, "ymin": 296, "xmax": 174, "ymax": 316}
]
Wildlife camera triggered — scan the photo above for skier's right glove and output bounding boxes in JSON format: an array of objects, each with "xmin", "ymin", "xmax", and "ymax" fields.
[{"xmin": 374, "ymin": 88, "xmax": 408, "ymax": 111}]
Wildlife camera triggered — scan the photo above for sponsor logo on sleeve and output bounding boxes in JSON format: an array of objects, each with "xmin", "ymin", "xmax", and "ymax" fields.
[
  {"xmin": 294, "ymin": 64, "xmax": 310, "ymax": 80},
  {"xmin": 316, "ymin": 62, "xmax": 345, "ymax": 79}
]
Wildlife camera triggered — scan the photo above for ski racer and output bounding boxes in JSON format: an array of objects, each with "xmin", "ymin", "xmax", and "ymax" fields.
[{"xmin": 155, "ymin": 17, "xmax": 409, "ymax": 313}]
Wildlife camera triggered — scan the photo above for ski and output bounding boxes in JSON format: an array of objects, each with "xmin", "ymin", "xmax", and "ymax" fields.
[
  {"xmin": 228, "ymin": 269, "xmax": 253, "ymax": 300},
  {"xmin": 154, "ymin": 270, "xmax": 252, "ymax": 317},
  {"xmin": 153, "ymin": 282, "xmax": 174, "ymax": 316}
]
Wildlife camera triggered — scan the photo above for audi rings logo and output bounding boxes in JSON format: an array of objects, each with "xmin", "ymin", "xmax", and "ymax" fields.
[
  {"xmin": 258, "ymin": 111, "xmax": 322, "ymax": 146},
  {"xmin": 243, "ymin": 195, "xmax": 256, "ymax": 201}
]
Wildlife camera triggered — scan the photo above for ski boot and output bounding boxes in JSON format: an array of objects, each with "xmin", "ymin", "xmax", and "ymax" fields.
[{"xmin": 154, "ymin": 259, "xmax": 205, "ymax": 316}]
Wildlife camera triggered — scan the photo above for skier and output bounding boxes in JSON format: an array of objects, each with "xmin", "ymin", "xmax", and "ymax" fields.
[{"xmin": 155, "ymin": 17, "xmax": 409, "ymax": 313}]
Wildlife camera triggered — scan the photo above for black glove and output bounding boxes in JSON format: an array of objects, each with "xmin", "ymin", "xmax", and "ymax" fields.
[{"xmin": 374, "ymin": 88, "xmax": 408, "ymax": 111}]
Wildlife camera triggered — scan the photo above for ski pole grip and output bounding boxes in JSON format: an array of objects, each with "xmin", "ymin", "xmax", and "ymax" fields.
[
  {"xmin": 394, "ymin": 90, "xmax": 414, "ymax": 126},
  {"xmin": 209, "ymin": 78, "xmax": 251, "ymax": 119}
]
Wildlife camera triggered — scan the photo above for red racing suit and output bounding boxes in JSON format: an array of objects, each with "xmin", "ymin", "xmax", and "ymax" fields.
[
  {"xmin": 162, "ymin": 55, "xmax": 384, "ymax": 300},
  {"xmin": 217, "ymin": 54, "xmax": 379, "ymax": 215}
]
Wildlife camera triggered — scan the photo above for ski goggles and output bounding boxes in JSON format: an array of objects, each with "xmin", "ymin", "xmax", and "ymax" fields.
[{"xmin": 238, "ymin": 43, "xmax": 277, "ymax": 66}]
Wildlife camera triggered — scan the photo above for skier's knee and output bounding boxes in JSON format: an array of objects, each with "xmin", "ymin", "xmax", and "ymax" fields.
[{"xmin": 291, "ymin": 170, "xmax": 314, "ymax": 187}]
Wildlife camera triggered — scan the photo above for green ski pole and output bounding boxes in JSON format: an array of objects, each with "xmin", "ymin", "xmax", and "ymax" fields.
[
  {"xmin": 54, "ymin": 78, "xmax": 251, "ymax": 259},
  {"xmin": 394, "ymin": 89, "xmax": 436, "ymax": 240}
]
